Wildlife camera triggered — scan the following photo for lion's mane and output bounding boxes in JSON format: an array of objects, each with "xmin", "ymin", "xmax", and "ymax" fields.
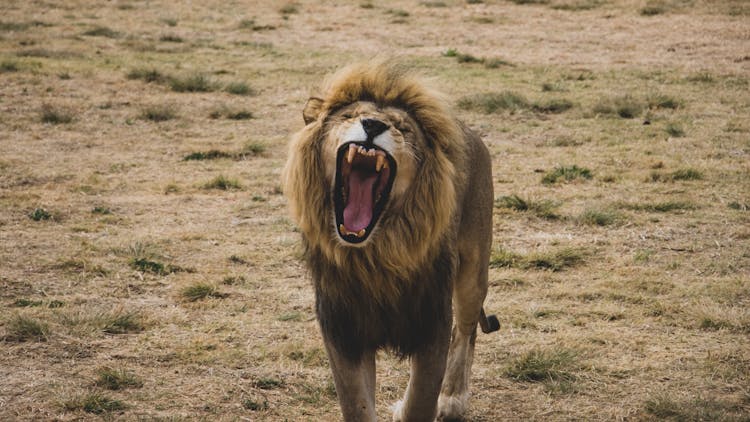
[{"xmin": 283, "ymin": 62, "xmax": 468, "ymax": 359}]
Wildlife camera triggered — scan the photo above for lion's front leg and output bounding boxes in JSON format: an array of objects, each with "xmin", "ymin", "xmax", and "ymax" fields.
[
  {"xmin": 324, "ymin": 342, "xmax": 377, "ymax": 422},
  {"xmin": 392, "ymin": 323, "xmax": 451, "ymax": 422}
]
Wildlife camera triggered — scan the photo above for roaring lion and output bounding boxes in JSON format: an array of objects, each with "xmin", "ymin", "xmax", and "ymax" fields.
[{"xmin": 283, "ymin": 61, "xmax": 499, "ymax": 421}]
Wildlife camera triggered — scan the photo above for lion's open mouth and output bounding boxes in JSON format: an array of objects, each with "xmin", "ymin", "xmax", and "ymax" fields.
[{"xmin": 334, "ymin": 142, "xmax": 396, "ymax": 244}]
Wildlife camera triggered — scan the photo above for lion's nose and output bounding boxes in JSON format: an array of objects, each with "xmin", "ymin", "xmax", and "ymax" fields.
[{"xmin": 361, "ymin": 118, "xmax": 389, "ymax": 139}]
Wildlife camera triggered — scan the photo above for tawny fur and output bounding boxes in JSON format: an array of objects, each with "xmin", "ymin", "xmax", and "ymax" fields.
[
  {"xmin": 283, "ymin": 62, "xmax": 466, "ymax": 305},
  {"xmin": 283, "ymin": 61, "xmax": 494, "ymax": 421}
]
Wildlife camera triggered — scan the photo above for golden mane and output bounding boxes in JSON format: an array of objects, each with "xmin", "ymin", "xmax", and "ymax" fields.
[{"xmin": 283, "ymin": 61, "xmax": 467, "ymax": 304}]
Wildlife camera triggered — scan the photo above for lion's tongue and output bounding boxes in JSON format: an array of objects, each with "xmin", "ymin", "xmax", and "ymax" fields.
[{"xmin": 343, "ymin": 170, "xmax": 377, "ymax": 232}]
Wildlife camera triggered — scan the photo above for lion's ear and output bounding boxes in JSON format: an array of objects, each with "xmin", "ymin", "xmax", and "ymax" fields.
[{"xmin": 303, "ymin": 97, "xmax": 324, "ymax": 125}]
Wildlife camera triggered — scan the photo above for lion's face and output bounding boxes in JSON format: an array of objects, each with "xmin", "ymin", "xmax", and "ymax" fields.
[{"xmin": 318, "ymin": 101, "xmax": 421, "ymax": 245}]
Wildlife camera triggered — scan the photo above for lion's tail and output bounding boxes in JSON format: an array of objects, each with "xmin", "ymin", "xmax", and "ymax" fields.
[{"xmin": 479, "ymin": 308, "xmax": 500, "ymax": 334}]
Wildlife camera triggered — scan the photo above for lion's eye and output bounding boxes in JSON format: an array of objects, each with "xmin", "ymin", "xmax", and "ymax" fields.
[{"xmin": 341, "ymin": 113, "xmax": 354, "ymax": 119}]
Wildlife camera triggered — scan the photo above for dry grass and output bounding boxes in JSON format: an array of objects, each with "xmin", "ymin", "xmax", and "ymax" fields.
[{"xmin": 1, "ymin": 0, "xmax": 748, "ymax": 420}]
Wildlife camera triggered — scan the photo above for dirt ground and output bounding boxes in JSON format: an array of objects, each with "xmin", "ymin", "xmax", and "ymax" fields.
[{"xmin": 1, "ymin": 0, "xmax": 748, "ymax": 420}]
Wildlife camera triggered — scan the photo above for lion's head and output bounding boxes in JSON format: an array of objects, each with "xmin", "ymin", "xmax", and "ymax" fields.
[{"xmin": 283, "ymin": 61, "xmax": 466, "ymax": 281}]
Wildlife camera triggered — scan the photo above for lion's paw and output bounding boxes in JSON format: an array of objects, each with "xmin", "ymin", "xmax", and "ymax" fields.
[
  {"xmin": 391, "ymin": 400, "xmax": 405, "ymax": 422},
  {"xmin": 437, "ymin": 392, "xmax": 469, "ymax": 421}
]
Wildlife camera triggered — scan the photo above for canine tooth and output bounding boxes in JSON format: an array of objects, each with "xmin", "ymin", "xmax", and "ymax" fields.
[
  {"xmin": 376, "ymin": 155, "xmax": 385, "ymax": 172},
  {"xmin": 339, "ymin": 224, "xmax": 346, "ymax": 234},
  {"xmin": 347, "ymin": 144, "xmax": 357, "ymax": 163},
  {"xmin": 357, "ymin": 229, "xmax": 366, "ymax": 237}
]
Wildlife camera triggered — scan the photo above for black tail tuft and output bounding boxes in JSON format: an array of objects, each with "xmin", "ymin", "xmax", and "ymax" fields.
[
  {"xmin": 484, "ymin": 314, "xmax": 500, "ymax": 333},
  {"xmin": 479, "ymin": 309, "xmax": 501, "ymax": 334}
]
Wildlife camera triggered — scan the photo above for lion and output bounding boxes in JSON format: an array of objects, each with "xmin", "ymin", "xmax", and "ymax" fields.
[{"xmin": 283, "ymin": 61, "xmax": 499, "ymax": 422}]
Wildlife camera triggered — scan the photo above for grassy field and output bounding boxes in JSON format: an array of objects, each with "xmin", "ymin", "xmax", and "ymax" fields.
[{"xmin": 1, "ymin": 0, "xmax": 748, "ymax": 420}]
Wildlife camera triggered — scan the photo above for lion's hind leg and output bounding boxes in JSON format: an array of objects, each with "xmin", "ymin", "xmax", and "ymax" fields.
[{"xmin": 437, "ymin": 248, "xmax": 489, "ymax": 421}]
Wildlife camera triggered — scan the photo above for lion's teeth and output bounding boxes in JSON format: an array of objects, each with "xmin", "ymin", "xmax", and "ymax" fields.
[
  {"xmin": 357, "ymin": 229, "xmax": 366, "ymax": 237},
  {"xmin": 339, "ymin": 224, "xmax": 346, "ymax": 234},
  {"xmin": 347, "ymin": 144, "xmax": 357, "ymax": 163},
  {"xmin": 376, "ymin": 155, "xmax": 385, "ymax": 172}
]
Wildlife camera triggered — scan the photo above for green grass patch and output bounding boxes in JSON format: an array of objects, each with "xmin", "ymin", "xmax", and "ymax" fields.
[
  {"xmin": 238, "ymin": 19, "xmax": 276, "ymax": 31},
  {"xmin": 458, "ymin": 91, "xmax": 529, "ymax": 113},
  {"xmin": 699, "ymin": 317, "xmax": 733, "ymax": 331},
  {"xmin": 640, "ymin": 3, "xmax": 666, "ymax": 16},
  {"xmin": 278, "ymin": 312, "xmax": 302, "ymax": 322},
  {"xmin": 225, "ymin": 81, "xmax": 255, "ymax": 96},
  {"xmin": 649, "ymin": 168, "xmax": 704, "ymax": 182},
  {"xmin": 184, "ymin": 144, "xmax": 262, "ymax": 162},
  {"xmin": 94, "ymin": 367, "xmax": 143, "ymax": 390},
  {"xmin": 386, "ymin": 8, "xmax": 410, "ymax": 17},
  {"xmin": 29, "ymin": 207, "xmax": 52, "ymax": 221},
  {"xmin": 102, "ymin": 311, "xmax": 145, "ymax": 334},
  {"xmin": 524, "ymin": 247, "xmax": 587, "ymax": 271},
  {"xmin": 483, "ymin": 57, "xmax": 514, "ymax": 68},
  {"xmin": 254, "ymin": 377, "xmax": 284, "ymax": 390},
  {"xmin": 647, "ymin": 94, "xmax": 681, "ymax": 109},
  {"xmin": 181, "ymin": 283, "xmax": 225, "ymax": 302},
  {"xmin": 63, "ymin": 393, "xmax": 126, "ymax": 414},
  {"xmin": 443, "ymin": 49, "xmax": 514, "ymax": 68},
  {"xmin": 618, "ymin": 201, "xmax": 695, "ymax": 212},
  {"xmin": 4, "ymin": 315, "xmax": 49, "ymax": 342},
  {"xmin": 92, "ymin": 206, "xmax": 112, "ymax": 215},
  {"xmin": 665, "ymin": 122, "xmax": 685, "ymax": 137},
  {"xmin": 209, "ymin": 106, "xmax": 254, "ymax": 120},
  {"xmin": 490, "ymin": 247, "xmax": 586, "ymax": 271},
  {"xmin": 127, "ymin": 67, "xmax": 167, "ymax": 83},
  {"xmin": 456, "ymin": 52, "xmax": 483, "ymax": 64},
  {"xmin": 505, "ymin": 348, "xmax": 578, "ymax": 383},
  {"xmin": 16, "ymin": 49, "xmax": 80, "ymax": 59},
  {"xmin": 140, "ymin": 104, "xmax": 177, "ymax": 122},
  {"xmin": 541, "ymin": 165, "xmax": 592, "ymax": 184},
  {"xmin": 159, "ymin": 34, "xmax": 183, "ymax": 42},
  {"xmin": 203, "ymin": 175, "xmax": 242, "ymax": 190},
  {"xmin": 509, "ymin": 0, "xmax": 549, "ymax": 4},
  {"xmin": 489, "ymin": 248, "xmax": 523, "ymax": 269},
  {"xmin": 82, "ymin": 26, "xmax": 121, "ymax": 38},
  {"xmin": 240, "ymin": 141, "xmax": 267, "ymax": 156},
  {"xmin": 130, "ymin": 258, "xmax": 165, "ymax": 274},
  {"xmin": 183, "ymin": 150, "xmax": 234, "ymax": 161},
  {"xmin": 728, "ymin": 201, "xmax": 748, "ymax": 211},
  {"xmin": 226, "ymin": 110, "xmax": 253, "ymax": 119},
  {"xmin": 551, "ymin": 0, "xmax": 602, "ymax": 11},
  {"xmin": 670, "ymin": 168, "xmax": 703, "ymax": 181},
  {"xmin": 578, "ymin": 208, "xmax": 623, "ymax": 226},
  {"xmin": 12, "ymin": 299, "xmax": 44, "ymax": 307},
  {"xmin": 40, "ymin": 104, "xmax": 74, "ymax": 124},
  {"xmin": 280, "ymin": 3, "xmax": 300, "ymax": 15},
  {"xmin": 222, "ymin": 275, "xmax": 247, "ymax": 285},
  {"xmin": 644, "ymin": 394, "xmax": 745, "ymax": 421},
  {"xmin": 686, "ymin": 72, "xmax": 714, "ymax": 83},
  {"xmin": 495, "ymin": 194, "xmax": 560, "ymax": 219},
  {"xmin": 169, "ymin": 73, "xmax": 218, "ymax": 93},
  {"xmin": 243, "ymin": 399, "xmax": 269, "ymax": 411},
  {"xmin": 1, "ymin": 60, "xmax": 19, "ymax": 72},
  {"xmin": 228, "ymin": 255, "xmax": 249, "ymax": 264},
  {"xmin": 593, "ymin": 95, "xmax": 644, "ymax": 119},
  {"xmin": 531, "ymin": 98, "xmax": 574, "ymax": 114}
]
